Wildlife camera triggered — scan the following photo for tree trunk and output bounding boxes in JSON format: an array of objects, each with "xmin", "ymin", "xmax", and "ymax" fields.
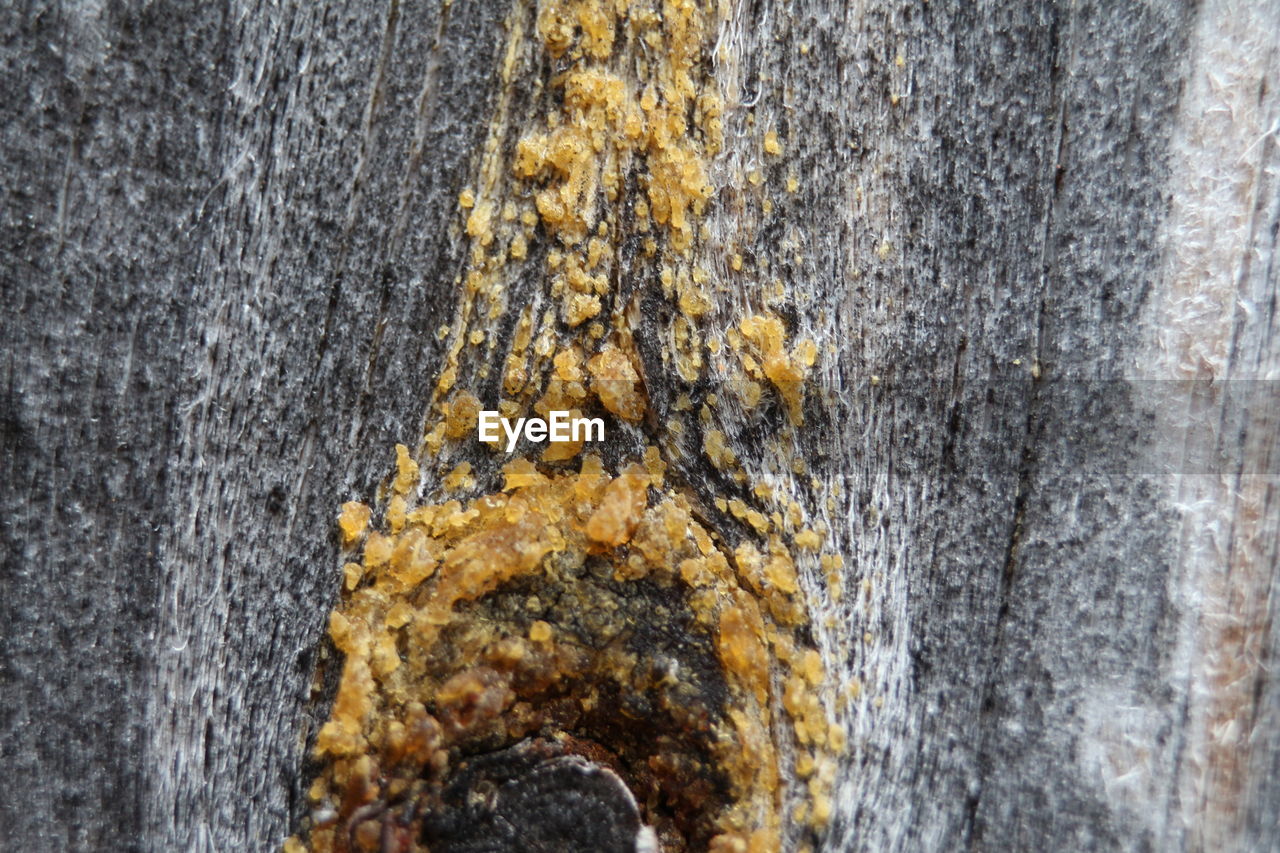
[{"xmin": 2, "ymin": 0, "xmax": 1277, "ymax": 850}]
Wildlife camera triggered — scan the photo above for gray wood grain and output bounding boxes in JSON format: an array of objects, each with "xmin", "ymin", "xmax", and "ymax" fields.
[{"xmin": 2, "ymin": 0, "xmax": 1277, "ymax": 851}]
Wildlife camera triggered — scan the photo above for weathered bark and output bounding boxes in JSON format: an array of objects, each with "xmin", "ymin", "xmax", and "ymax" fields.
[{"xmin": 2, "ymin": 0, "xmax": 1277, "ymax": 851}]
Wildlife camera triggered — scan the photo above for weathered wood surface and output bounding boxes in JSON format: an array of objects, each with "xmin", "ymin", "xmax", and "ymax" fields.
[{"xmin": 2, "ymin": 0, "xmax": 1277, "ymax": 851}]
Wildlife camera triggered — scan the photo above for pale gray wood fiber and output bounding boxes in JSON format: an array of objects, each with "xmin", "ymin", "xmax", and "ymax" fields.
[{"xmin": 1, "ymin": 1, "xmax": 1276, "ymax": 851}]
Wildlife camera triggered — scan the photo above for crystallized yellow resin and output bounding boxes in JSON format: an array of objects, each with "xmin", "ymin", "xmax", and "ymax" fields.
[{"xmin": 290, "ymin": 1, "xmax": 846, "ymax": 850}]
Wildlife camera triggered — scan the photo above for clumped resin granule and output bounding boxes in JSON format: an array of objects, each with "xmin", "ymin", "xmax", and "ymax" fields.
[
  {"xmin": 293, "ymin": 441, "xmax": 839, "ymax": 851},
  {"xmin": 289, "ymin": 0, "xmax": 847, "ymax": 849}
]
